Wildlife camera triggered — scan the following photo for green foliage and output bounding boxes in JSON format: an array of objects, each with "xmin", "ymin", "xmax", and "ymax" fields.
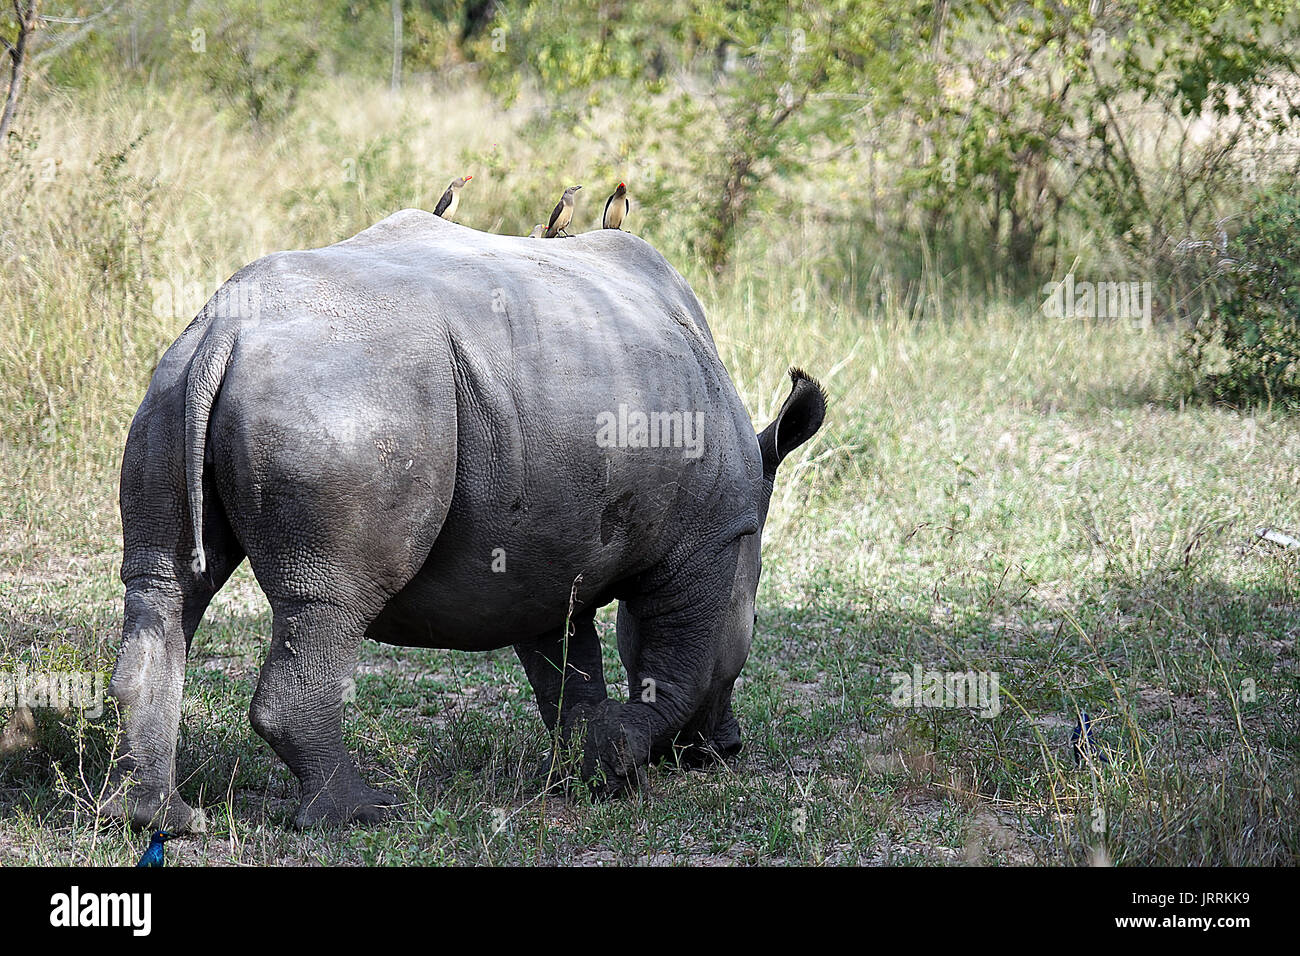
[
  {"xmin": 477, "ymin": 0, "xmax": 1298, "ymax": 279},
  {"xmin": 470, "ymin": 0, "xmax": 687, "ymax": 105},
  {"xmin": 916, "ymin": 0, "xmax": 1300, "ymax": 277},
  {"xmin": 481, "ymin": 0, "xmax": 916, "ymax": 273},
  {"xmin": 397, "ymin": 3, "xmax": 465, "ymax": 74},
  {"xmin": 12, "ymin": 1, "xmax": 1297, "ymax": 284},
  {"xmin": 678, "ymin": 0, "xmax": 906, "ymax": 274},
  {"xmin": 189, "ymin": 0, "xmax": 326, "ymax": 129},
  {"xmin": 1183, "ymin": 192, "xmax": 1300, "ymax": 407}
]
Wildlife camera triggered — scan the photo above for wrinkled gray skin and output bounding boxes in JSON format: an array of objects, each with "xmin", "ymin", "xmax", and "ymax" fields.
[{"xmin": 105, "ymin": 209, "xmax": 826, "ymax": 830}]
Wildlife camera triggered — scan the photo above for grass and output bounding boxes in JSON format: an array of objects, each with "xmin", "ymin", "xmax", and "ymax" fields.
[{"xmin": 1, "ymin": 78, "xmax": 1298, "ymax": 866}]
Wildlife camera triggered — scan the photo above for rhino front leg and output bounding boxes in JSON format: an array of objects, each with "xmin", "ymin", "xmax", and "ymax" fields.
[
  {"xmin": 250, "ymin": 600, "xmax": 395, "ymax": 828},
  {"xmin": 104, "ymin": 588, "xmax": 198, "ymax": 831},
  {"xmin": 515, "ymin": 615, "xmax": 611, "ymax": 785},
  {"xmin": 514, "ymin": 614, "xmax": 609, "ymax": 733},
  {"xmin": 585, "ymin": 550, "xmax": 744, "ymax": 793}
]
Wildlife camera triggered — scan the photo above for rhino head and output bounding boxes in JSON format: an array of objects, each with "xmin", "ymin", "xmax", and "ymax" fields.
[{"xmin": 620, "ymin": 367, "xmax": 827, "ymax": 772}]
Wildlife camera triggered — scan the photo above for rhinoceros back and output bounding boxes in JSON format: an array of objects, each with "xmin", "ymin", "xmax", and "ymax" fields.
[{"xmin": 190, "ymin": 211, "xmax": 762, "ymax": 641}]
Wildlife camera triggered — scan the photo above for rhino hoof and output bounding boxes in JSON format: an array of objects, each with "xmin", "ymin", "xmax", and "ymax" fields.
[
  {"xmin": 101, "ymin": 787, "xmax": 199, "ymax": 833},
  {"xmin": 580, "ymin": 706, "xmax": 649, "ymax": 797},
  {"xmin": 586, "ymin": 762, "xmax": 647, "ymax": 799},
  {"xmin": 293, "ymin": 784, "xmax": 397, "ymax": 828}
]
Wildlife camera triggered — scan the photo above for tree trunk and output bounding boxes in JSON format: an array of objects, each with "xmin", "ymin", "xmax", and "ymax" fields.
[
  {"xmin": 390, "ymin": 0, "xmax": 402, "ymax": 92},
  {"xmin": 701, "ymin": 151, "xmax": 753, "ymax": 276},
  {"xmin": 0, "ymin": 2, "xmax": 40, "ymax": 144}
]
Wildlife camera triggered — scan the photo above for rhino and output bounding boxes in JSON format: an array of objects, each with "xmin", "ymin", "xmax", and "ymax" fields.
[{"xmin": 105, "ymin": 209, "xmax": 826, "ymax": 830}]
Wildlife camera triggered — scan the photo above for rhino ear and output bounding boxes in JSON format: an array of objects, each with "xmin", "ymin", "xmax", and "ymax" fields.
[{"xmin": 758, "ymin": 367, "xmax": 826, "ymax": 476}]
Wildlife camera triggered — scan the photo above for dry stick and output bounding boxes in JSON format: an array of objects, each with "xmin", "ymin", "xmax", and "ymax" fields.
[
  {"xmin": 75, "ymin": 712, "xmax": 111, "ymax": 860},
  {"xmin": 537, "ymin": 573, "xmax": 583, "ymax": 861},
  {"xmin": 1206, "ymin": 644, "xmax": 1272, "ymax": 851},
  {"xmin": 932, "ymin": 779, "xmax": 1089, "ymax": 812},
  {"xmin": 1207, "ymin": 645, "xmax": 1265, "ymax": 782},
  {"xmin": 225, "ymin": 756, "xmax": 241, "ymax": 863},
  {"xmin": 488, "ymin": 774, "xmax": 572, "ymax": 850},
  {"xmin": 1256, "ymin": 527, "xmax": 1300, "ymax": 550},
  {"xmin": 1143, "ymin": 599, "xmax": 1182, "ymax": 758}
]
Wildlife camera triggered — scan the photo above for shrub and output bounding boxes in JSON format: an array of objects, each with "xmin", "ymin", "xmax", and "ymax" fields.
[
  {"xmin": 190, "ymin": 0, "xmax": 324, "ymax": 130},
  {"xmin": 1183, "ymin": 191, "xmax": 1300, "ymax": 407}
]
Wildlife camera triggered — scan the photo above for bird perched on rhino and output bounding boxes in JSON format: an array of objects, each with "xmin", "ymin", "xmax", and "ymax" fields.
[
  {"xmin": 544, "ymin": 185, "xmax": 582, "ymax": 238},
  {"xmin": 433, "ymin": 175, "xmax": 472, "ymax": 221},
  {"xmin": 602, "ymin": 182, "xmax": 630, "ymax": 230},
  {"xmin": 526, "ymin": 224, "xmax": 546, "ymax": 238},
  {"xmin": 136, "ymin": 830, "xmax": 175, "ymax": 867}
]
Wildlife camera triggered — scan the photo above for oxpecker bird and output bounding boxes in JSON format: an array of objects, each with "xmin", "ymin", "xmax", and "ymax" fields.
[
  {"xmin": 136, "ymin": 830, "xmax": 175, "ymax": 867},
  {"xmin": 544, "ymin": 185, "xmax": 582, "ymax": 238},
  {"xmin": 602, "ymin": 182, "xmax": 629, "ymax": 230},
  {"xmin": 433, "ymin": 175, "xmax": 472, "ymax": 220},
  {"xmin": 527, "ymin": 224, "xmax": 546, "ymax": 238}
]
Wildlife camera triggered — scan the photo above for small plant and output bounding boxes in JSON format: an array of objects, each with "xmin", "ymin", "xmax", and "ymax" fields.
[{"xmin": 1183, "ymin": 191, "xmax": 1300, "ymax": 407}]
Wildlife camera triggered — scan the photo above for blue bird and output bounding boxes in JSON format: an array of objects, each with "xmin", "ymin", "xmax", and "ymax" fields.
[
  {"xmin": 1071, "ymin": 712, "xmax": 1110, "ymax": 767},
  {"xmin": 136, "ymin": 830, "xmax": 174, "ymax": 867}
]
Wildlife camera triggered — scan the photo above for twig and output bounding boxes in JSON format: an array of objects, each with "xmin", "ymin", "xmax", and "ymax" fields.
[
  {"xmin": 1255, "ymin": 527, "xmax": 1300, "ymax": 550},
  {"xmin": 537, "ymin": 572, "xmax": 583, "ymax": 861}
]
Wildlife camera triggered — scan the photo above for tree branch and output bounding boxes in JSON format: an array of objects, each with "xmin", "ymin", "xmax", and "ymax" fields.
[{"xmin": 32, "ymin": 0, "xmax": 121, "ymax": 66}]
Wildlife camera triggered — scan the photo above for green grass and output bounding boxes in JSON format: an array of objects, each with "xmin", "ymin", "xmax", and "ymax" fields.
[{"xmin": 1, "ymin": 79, "xmax": 1298, "ymax": 866}]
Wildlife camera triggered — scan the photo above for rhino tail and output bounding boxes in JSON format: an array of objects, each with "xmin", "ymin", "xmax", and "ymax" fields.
[{"xmin": 184, "ymin": 328, "xmax": 237, "ymax": 576}]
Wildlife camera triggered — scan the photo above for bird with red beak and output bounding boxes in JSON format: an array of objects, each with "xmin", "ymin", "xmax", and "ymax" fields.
[
  {"xmin": 544, "ymin": 185, "xmax": 582, "ymax": 238},
  {"xmin": 433, "ymin": 175, "xmax": 472, "ymax": 221},
  {"xmin": 602, "ymin": 182, "xmax": 629, "ymax": 230}
]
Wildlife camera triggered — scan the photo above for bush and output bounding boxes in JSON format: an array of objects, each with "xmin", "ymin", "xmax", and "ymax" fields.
[
  {"xmin": 190, "ymin": 0, "xmax": 325, "ymax": 130},
  {"xmin": 1183, "ymin": 192, "xmax": 1300, "ymax": 407}
]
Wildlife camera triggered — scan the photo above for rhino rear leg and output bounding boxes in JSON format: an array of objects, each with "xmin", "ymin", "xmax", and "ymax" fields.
[
  {"xmin": 105, "ymin": 518, "xmax": 243, "ymax": 832},
  {"xmin": 104, "ymin": 587, "xmax": 197, "ymax": 831},
  {"xmin": 240, "ymin": 515, "xmax": 438, "ymax": 827},
  {"xmin": 250, "ymin": 597, "xmax": 397, "ymax": 828}
]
